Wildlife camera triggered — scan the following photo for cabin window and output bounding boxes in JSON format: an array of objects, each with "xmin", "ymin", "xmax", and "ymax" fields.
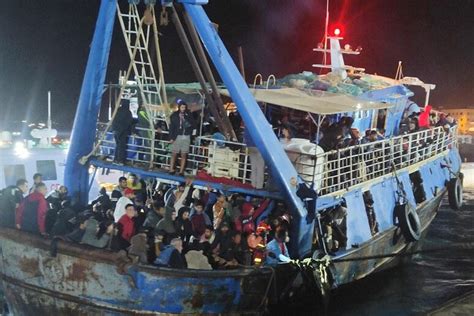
[
  {"xmin": 36, "ymin": 160, "xmax": 57, "ymax": 181},
  {"xmin": 3, "ymin": 164, "xmax": 26, "ymax": 187},
  {"xmin": 409, "ymin": 171, "xmax": 426, "ymax": 204},
  {"xmin": 363, "ymin": 191, "xmax": 379, "ymax": 236}
]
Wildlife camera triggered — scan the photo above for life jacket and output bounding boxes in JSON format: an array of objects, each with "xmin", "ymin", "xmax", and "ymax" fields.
[{"xmin": 154, "ymin": 245, "xmax": 175, "ymax": 267}]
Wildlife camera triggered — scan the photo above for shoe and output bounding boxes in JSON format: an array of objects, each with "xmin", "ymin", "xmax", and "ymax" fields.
[
  {"xmin": 178, "ymin": 172, "xmax": 185, "ymax": 176},
  {"xmin": 168, "ymin": 170, "xmax": 176, "ymax": 175}
]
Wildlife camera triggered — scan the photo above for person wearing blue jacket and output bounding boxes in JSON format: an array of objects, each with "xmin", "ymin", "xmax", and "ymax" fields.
[{"xmin": 265, "ymin": 228, "xmax": 290, "ymax": 266}]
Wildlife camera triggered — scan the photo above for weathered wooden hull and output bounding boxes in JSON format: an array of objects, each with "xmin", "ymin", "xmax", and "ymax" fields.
[
  {"xmin": 330, "ymin": 189, "xmax": 444, "ymax": 286},
  {"xmin": 0, "ymin": 229, "xmax": 273, "ymax": 315}
]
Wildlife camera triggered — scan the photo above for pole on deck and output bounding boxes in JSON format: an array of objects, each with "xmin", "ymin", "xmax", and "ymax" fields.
[
  {"xmin": 170, "ymin": 5, "xmax": 227, "ymax": 137},
  {"xmin": 182, "ymin": 9, "xmax": 237, "ymax": 141}
]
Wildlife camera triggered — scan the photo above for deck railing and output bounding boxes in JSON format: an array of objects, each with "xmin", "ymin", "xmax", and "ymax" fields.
[
  {"xmin": 290, "ymin": 125, "xmax": 457, "ymax": 194},
  {"xmin": 95, "ymin": 123, "xmax": 457, "ymax": 195},
  {"xmin": 96, "ymin": 123, "xmax": 253, "ymax": 184}
]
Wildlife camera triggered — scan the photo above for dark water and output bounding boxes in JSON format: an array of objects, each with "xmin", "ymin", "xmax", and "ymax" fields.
[{"xmin": 325, "ymin": 189, "xmax": 474, "ymax": 316}]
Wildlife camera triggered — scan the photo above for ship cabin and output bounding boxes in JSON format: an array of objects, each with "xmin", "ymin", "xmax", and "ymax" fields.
[{"xmin": 89, "ymin": 70, "xmax": 459, "ymax": 260}]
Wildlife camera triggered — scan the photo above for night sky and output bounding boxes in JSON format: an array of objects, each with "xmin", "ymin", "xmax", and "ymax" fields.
[{"xmin": 1, "ymin": 0, "xmax": 473, "ymax": 131}]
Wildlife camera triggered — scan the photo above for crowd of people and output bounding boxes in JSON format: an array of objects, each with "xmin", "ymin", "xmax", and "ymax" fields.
[{"xmin": 0, "ymin": 173, "xmax": 294, "ymax": 270}]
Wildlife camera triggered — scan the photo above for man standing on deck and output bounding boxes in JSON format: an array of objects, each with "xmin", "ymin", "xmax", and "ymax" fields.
[
  {"xmin": 168, "ymin": 99, "xmax": 195, "ymax": 176},
  {"xmin": 15, "ymin": 182, "xmax": 48, "ymax": 235},
  {"xmin": 112, "ymin": 101, "xmax": 134, "ymax": 165},
  {"xmin": 0, "ymin": 179, "xmax": 29, "ymax": 228}
]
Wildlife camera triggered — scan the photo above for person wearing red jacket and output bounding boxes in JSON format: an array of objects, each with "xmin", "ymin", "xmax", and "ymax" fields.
[
  {"xmin": 234, "ymin": 198, "xmax": 270, "ymax": 234},
  {"xmin": 16, "ymin": 182, "xmax": 48, "ymax": 235},
  {"xmin": 118, "ymin": 203, "xmax": 137, "ymax": 242}
]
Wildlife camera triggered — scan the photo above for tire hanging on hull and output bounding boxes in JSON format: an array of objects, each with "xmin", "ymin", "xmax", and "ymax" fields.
[
  {"xmin": 395, "ymin": 203, "xmax": 421, "ymax": 242},
  {"xmin": 448, "ymin": 173, "xmax": 463, "ymax": 210}
]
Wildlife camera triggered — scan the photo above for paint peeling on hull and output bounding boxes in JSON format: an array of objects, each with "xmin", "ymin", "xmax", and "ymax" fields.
[{"xmin": 0, "ymin": 229, "xmax": 274, "ymax": 315}]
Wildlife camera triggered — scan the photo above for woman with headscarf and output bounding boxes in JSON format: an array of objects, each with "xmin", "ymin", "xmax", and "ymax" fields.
[{"xmin": 175, "ymin": 206, "xmax": 193, "ymax": 247}]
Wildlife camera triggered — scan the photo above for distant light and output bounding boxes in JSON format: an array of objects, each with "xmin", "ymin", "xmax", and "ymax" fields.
[
  {"xmin": 356, "ymin": 103, "xmax": 362, "ymax": 109},
  {"xmin": 334, "ymin": 28, "xmax": 341, "ymax": 36},
  {"xmin": 14, "ymin": 141, "xmax": 30, "ymax": 159},
  {"xmin": 21, "ymin": 120, "xmax": 27, "ymax": 123}
]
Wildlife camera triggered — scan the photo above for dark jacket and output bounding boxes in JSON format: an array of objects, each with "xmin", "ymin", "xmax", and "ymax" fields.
[
  {"xmin": 175, "ymin": 207, "xmax": 193, "ymax": 244},
  {"xmin": 154, "ymin": 245, "xmax": 186, "ymax": 269},
  {"xmin": 0, "ymin": 186, "xmax": 24, "ymax": 227},
  {"xmin": 16, "ymin": 192, "xmax": 48, "ymax": 234},
  {"xmin": 169, "ymin": 110, "xmax": 195, "ymax": 140},
  {"xmin": 50, "ymin": 207, "xmax": 76, "ymax": 236},
  {"xmin": 112, "ymin": 103, "xmax": 134, "ymax": 134}
]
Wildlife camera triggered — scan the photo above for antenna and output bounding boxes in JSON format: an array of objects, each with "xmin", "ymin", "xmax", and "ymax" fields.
[{"xmin": 47, "ymin": 91, "xmax": 52, "ymax": 145}]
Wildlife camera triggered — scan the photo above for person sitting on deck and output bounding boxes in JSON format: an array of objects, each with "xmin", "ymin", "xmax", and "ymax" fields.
[
  {"xmin": 117, "ymin": 204, "xmax": 137, "ymax": 245},
  {"xmin": 112, "ymin": 101, "xmax": 134, "ymax": 165},
  {"xmin": 154, "ymin": 237, "xmax": 187, "ymax": 269},
  {"xmin": 168, "ymin": 99, "xmax": 196, "ymax": 176},
  {"xmin": 15, "ymin": 182, "xmax": 48, "ymax": 235},
  {"xmin": 143, "ymin": 200, "xmax": 165, "ymax": 230},
  {"xmin": 190, "ymin": 201, "xmax": 212, "ymax": 238},
  {"xmin": 81, "ymin": 218, "xmax": 114, "ymax": 249},
  {"xmin": 265, "ymin": 228, "xmax": 290, "ymax": 266},
  {"xmin": 111, "ymin": 176, "xmax": 128, "ymax": 209},
  {"xmin": 212, "ymin": 194, "xmax": 227, "ymax": 230},
  {"xmin": 114, "ymin": 188, "xmax": 135, "ymax": 222},
  {"xmin": 155, "ymin": 206, "xmax": 177, "ymax": 243},
  {"xmin": 175, "ymin": 206, "xmax": 193, "ymax": 247},
  {"xmin": 0, "ymin": 178, "xmax": 28, "ymax": 228}
]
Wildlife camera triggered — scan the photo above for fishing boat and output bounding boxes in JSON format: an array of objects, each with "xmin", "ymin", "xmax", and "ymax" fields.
[{"xmin": 0, "ymin": 0, "xmax": 463, "ymax": 314}]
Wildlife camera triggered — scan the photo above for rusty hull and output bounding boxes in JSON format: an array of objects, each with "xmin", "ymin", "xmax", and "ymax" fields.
[{"xmin": 0, "ymin": 228, "xmax": 273, "ymax": 315}]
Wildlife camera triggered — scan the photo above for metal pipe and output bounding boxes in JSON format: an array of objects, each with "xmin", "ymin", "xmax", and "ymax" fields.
[
  {"xmin": 169, "ymin": 5, "xmax": 227, "ymax": 136},
  {"xmin": 181, "ymin": 8, "xmax": 237, "ymax": 141},
  {"xmin": 237, "ymin": 46, "xmax": 246, "ymax": 80}
]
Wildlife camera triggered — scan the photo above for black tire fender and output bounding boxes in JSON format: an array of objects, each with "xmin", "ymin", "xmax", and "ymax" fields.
[
  {"xmin": 448, "ymin": 174, "xmax": 463, "ymax": 210},
  {"xmin": 395, "ymin": 203, "xmax": 421, "ymax": 242}
]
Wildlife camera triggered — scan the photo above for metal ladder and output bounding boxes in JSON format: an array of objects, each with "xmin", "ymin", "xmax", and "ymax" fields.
[{"xmin": 116, "ymin": 3, "xmax": 168, "ymax": 121}]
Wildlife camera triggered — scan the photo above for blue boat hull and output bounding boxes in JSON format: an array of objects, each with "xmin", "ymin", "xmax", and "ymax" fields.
[{"xmin": 0, "ymin": 229, "xmax": 274, "ymax": 315}]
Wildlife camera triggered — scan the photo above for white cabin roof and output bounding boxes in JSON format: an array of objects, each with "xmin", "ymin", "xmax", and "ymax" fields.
[{"xmin": 220, "ymin": 87, "xmax": 390, "ymax": 115}]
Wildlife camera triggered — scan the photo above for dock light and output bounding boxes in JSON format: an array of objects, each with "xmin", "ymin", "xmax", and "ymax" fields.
[{"xmin": 334, "ymin": 28, "xmax": 341, "ymax": 36}]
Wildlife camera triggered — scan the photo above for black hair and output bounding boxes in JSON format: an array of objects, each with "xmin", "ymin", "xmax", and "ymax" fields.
[
  {"xmin": 119, "ymin": 176, "xmax": 127, "ymax": 182},
  {"xmin": 153, "ymin": 200, "xmax": 165, "ymax": 209},
  {"xmin": 194, "ymin": 201, "xmax": 204, "ymax": 208},
  {"xmin": 276, "ymin": 228, "xmax": 288, "ymax": 241},
  {"xmin": 33, "ymin": 173, "xmax": 42, "ymax": 180},
  {"xmin": 16, "ymin": 179, "xmax": 28, "ymax": 187},
  {"xmin": 205, "ymin": 225, "xmax": 214, "ymax": 231},
  {"xmin": 125, "ymin": 203, "xmax": 135, "ymax": 209},
  {"xmin": 96, "ymin": 219, "xmax": 114, "ymax": 240}
]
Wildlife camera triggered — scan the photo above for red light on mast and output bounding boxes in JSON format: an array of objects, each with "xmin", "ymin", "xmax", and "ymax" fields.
[{"xmin": 330, "ymin": 24, "xmax": 344, "ymax": 37}]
